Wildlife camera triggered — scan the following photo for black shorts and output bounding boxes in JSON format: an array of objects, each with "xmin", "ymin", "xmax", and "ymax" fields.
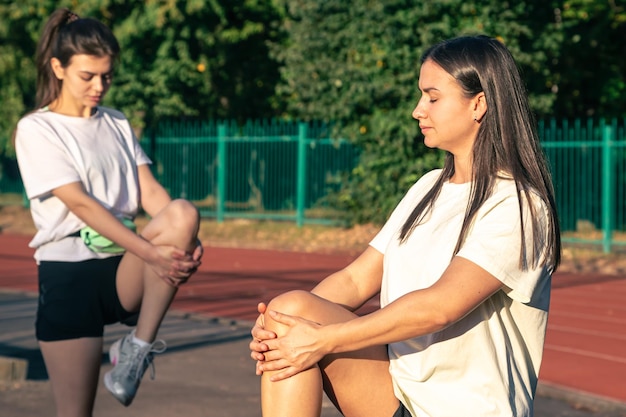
[
  {"xmin": 393, "ymin": 402, "xmax": 412, "ymax": 417},
  {"xmin": 36, "ymin": 256, "xmax": 138, "ymax": 341}
]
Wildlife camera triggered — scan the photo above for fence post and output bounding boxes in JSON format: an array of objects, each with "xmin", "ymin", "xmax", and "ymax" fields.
[
  {"xmin": 296, "ymin": 123, "xmax": 308, "ymax": 227},
  {"xmin": 180, "ymin": 143, "xmax": 189, "ymax": 199},
  {"xmin": 217, "ymin": 123, "xmax": 227, "ymax": 223},
  {"xmin": 601, "ymin": 121, "xmax": 614, "ymax": 253}
]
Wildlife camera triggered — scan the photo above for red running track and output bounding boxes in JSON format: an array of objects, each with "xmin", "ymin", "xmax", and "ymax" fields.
[{"xmin": 0, "ymin": 234, "xmax": 624, "ymax": 404}]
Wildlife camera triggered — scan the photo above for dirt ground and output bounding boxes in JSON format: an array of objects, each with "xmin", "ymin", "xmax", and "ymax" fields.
[{"xmin": 1, "ymin": 204, "xmax": 625, "ymax": 276}]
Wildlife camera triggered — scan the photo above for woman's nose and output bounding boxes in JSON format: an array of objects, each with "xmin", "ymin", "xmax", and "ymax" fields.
[
  {"xmin": 412, "ymin": 105, "xmax": 424, "ymax": 120},
  {"xmin": 93, "ymin": 76, "xmax": 104, "ymax": 92}
]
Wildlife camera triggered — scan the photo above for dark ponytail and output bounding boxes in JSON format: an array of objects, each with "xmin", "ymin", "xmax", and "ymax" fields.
[{"xmin": 34, "ymin": 8, "xmax": 120, "ymax": 108}]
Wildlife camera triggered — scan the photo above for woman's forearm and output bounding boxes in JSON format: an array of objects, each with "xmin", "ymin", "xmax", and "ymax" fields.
[
  {"xmin": 137, "ymin": 165, "xmax": 172, "ymax": 218},
  {"xmin": 311, "ymin": 246, "xmax": 384, "ymax": 311},
  {"xmin": 321, "ymin": 290, "xmax": 448, "ymax": 354},
  {"xmin": 322, "ymin": 257, "xmax": 505, "ymax": 354},
  {"xmin": 54, "ymin": 183, "xmax": 156, "ymax": 262}
]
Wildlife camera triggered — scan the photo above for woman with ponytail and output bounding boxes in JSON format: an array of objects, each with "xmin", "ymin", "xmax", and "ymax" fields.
[
  {"xmin": 250, "ymin": 35, "xmax": 561, "ymax": 417},
  {"xmin": 14, "ymin": 9, "xmax": 203, "ymax": 416}
]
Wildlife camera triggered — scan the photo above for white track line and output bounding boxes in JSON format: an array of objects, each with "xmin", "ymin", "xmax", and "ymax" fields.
[
  {"xmin": 544, "ymin": 344, "xmax": 626, "ymax": 365},
  {"xmin": 547, "ymin": 324, "xmax": 626, "ymax": 341}
]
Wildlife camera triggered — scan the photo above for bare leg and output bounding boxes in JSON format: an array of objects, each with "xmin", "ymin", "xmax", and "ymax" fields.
[
  {"xmin": 39, "ymin": 338, "xmax": 103, "ymax": 417},
  {"xmin": 116, "ymin": 199, "xmax": 199, "ymax": 342},
  {"xmin": 261, "ymin": 290, "xmax": 398, "ymax": 417}
]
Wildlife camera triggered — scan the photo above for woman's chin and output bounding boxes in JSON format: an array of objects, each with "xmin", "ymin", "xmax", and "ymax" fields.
[{"xmin": 423, "ymin": 137, "xmax": 438, "ymax": 149}]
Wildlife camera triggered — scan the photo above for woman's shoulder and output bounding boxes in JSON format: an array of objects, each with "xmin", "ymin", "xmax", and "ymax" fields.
[
  {"xmin": 413, "ymin": 168, "xmax": 442, "ymax": 189},
  {"xmin": 97, "ymin": 106, "xmax": 134, "ymax": 131},
  {"xmin": 418, "ymin": 169, "xmax": 443, "ymax": 184},
  {"xmin": 97, "ymin": 106, "xmax": 127, "ymax": 120},
  {"xmin": 14, "ymin": 110, "xmax": 66, "ymax": 152},
  {"xmin": 18, "ymin": 108, "xmax": 49, "ymax": 124},
  {"xmin": 493, "ymin": 172, "xmax": 539, "ymax": 196},
  {"xmin": 16, "ymin": 108, "xmax": 58, "ymax": 135},
  {"xmin": 402, "ymin": 169, "xmax": 443, "ymax": 199},
  {"xmin": 491, "ymin": 173, "xmax": 548, "ymax": 212}
]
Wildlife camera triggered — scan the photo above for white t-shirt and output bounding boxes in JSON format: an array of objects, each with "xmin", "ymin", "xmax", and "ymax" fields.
[
  {"xmin": 371, "ymin": 169, "xmax": 552, "ymax": 417},
  {"xmin": 15, "ymin": 106, "xmax": 151, "ymax": 263}
]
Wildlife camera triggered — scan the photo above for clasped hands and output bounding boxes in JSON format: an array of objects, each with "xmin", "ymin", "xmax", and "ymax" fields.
[
  {"xmin": 152, "ymin": 240, "xmax": 203, "ymax": 287},
  {"xmin": 249, "ymin": 302, "xmax": 328, "ymax": 382}
]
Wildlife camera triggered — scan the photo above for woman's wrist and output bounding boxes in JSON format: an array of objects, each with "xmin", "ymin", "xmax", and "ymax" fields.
[
  {"xmin": 322, "ymin": 319, "xmax": 370, "ymax": 355},
  {"xmin": 320, "ymin": 323, "xmax": 341, "ymax": 355},
  {"xmin": 133, "ymin": 235, "xmax": 157, "ymax": 263}
]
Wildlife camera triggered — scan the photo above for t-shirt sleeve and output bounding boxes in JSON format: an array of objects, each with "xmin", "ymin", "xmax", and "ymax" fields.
[
  {"xmin": 369, "ymin": 195, "xmax": 410, "ymax": 254},
  {"xmin": 105, "ymin": 106, "xmax": 151, "ymax": 167},
  {"xmin": 15, "ymin": 117, "xmax": 81, "ymax": 200},
  {"xmin": 456, "ymin": 192, "xmax": 550, "ymax": 304},
  {"xmin": 130, "ymin": 127, "xmax": 151, "ymax": 167},
  {"xmin": 135, "ymin": 142, "xmax": 151, "ymax": 166}
]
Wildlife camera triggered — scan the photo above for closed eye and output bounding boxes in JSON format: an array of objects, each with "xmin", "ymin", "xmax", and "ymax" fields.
[{"xmin": 80, "ymin": 72, "xmax": 113, "ymax": 82}]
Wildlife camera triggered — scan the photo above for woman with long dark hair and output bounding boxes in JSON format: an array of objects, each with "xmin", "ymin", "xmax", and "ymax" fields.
[
  {"xmin": 14, "ymin": 8, "xmax": 203, "ymax": 416},
  {"xmin": 250, "ymin": 35, "xmax": 561, "ymax": 417}
]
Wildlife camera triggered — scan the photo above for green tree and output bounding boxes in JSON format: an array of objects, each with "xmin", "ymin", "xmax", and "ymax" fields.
[
  {"xmin": 96, "ymin": 0, "xmax": 285, "ymax": 132},
  {"xmin": 551, "ymin": 0, "xmax": 626, "ymax": 117},
  {"xmin": 272, "ymin": 0, "xmax": 563, "ymax": 224},
  {"xmin": 0, "ymin": 1, "xmax": 54, "ymax": 155},
  {"xmin": 0, "ymin": 0, "xmax": 284, "ymax": 149}
]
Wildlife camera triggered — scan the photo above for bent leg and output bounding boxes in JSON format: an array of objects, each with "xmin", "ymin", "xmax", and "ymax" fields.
[
  {"xmin": 116, "ymin": 199, "xmax": 199, "ymax": 342},
  {"xmin": 40, "ymin": 338, "xmax": 103, "ymax": 417},
  {"xmin": 262, "ymin": 290, "xmax": 398, "ymax": 417}
]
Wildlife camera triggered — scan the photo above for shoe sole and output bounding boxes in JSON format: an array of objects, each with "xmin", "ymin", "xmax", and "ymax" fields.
[{"xmin": 103, "ymin": 371, "xmax": 133, "ymax": 406}]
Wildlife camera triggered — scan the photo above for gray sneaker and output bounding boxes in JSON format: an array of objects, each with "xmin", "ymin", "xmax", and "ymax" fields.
[{"xmin": 103, "ymin": 331, "xmax": 166, "ymax": 406}]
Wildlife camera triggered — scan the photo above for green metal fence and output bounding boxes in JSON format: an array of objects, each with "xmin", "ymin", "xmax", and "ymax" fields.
[
  {"xmin": 147, "ymin": 117, "xmax": 626, "ymax": 251},
  {"xmin": 539, "ymin": 118, "xmax": 626, "ymax": 252},
  {"xmin": 2, "ymin": 118, "xmax": 626, "ymax": 252},
  {"xmin": 0, "ymin": 156, "xmax": 24, "ymax": 195},
  {"xmin": 145, "ymin": 119, "xmax": 359, "ymax": 226}
]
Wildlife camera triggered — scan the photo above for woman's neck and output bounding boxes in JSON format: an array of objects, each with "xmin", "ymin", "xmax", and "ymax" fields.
[
  {"xmin": 48, "ymin": 99, "xmax": 95, "ymax": 118},
  {"xmin": 450, "ymin": 157, "xmax": 472, "ymax": 184}
]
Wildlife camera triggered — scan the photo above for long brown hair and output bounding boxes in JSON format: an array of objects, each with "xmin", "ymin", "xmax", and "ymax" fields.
[
  {"xmin": 399, "ymin": 36, "xmax": 561, "ymax": 271},
  {"xmin": 11, "ymin": 8, "xmax": 120, "ymax": 146},
  {"xmin": 35, "ymin": 8, "xmax": 120, "ymax": 109}
]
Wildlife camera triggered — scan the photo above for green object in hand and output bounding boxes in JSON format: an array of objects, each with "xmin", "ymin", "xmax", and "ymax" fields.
[{"xmin": 80, "ymin": 218, "xmax": 137, "ymax": 253}]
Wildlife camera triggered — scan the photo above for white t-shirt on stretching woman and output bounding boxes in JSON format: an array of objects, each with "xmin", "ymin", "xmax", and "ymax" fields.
[
  {"xmin": 370, "ymin": 169, "xmax": 552, "ymax": 417},
  {"xmin": 15, "ymin": 106, "xmax": 151, "ymax": 263}
]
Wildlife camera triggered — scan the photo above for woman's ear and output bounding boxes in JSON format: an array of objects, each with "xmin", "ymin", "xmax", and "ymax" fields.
[
  {"xmin": 50, "ymin": 58, "xmax": 64, "ymax": 80},
  {"xmin": 473, "ymin": 92, "xmax": 487, "ymax": 122}
]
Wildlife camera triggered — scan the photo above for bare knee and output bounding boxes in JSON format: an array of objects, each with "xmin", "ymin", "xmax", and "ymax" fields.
[
  {"xmin": 264, "ymin": 290, "xmax": 317, "ymax": 333},
  {"xmin": 141, "ymin": 199, "xmax": 200, "ymax": 249},
  {"xmin": 165, "ymin": 199, "xmax": 200, "ymax": 231},
  {"xmin": 264, "ymin": 290, "xmax": 355, "ymax": 336},
  {"xmin": 151, "ymin": 199, "xmax": 200, "ymax": 244},
  {"xmin": 266, "ymin": 290, "xmax": 313, "ymax": 317}
]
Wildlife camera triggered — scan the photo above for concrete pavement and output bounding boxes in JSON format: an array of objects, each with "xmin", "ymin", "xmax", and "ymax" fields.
[{"xmin": 1, "ymin": 291, "xmax": 626, "ymax": 417}]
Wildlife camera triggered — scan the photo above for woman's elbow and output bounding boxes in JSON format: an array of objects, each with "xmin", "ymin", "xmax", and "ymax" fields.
[{"xmin": 427, "ymin": 309, "xmax": 459, "ymax": 333}]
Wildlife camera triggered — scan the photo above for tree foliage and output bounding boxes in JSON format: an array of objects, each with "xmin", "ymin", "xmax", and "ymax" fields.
[
  {"xmin": 98, "ymin": 0, "xmax": 285, "ymax": 133},
  {"xmin": 551, "ymin": 0, "xmax": 626, "ymax": 117},
  {"xmin": 0, "ymin": 1, "xmax": 49, "ymax": 153},
  {"xmin": 272, "ymin": 0, "xmax": 563, "ymax": 224},
  {"xmin": 0, "ymin": 0, "xmax": 284, "ymax": 151},
  {"xmin": 0, "ymin": 0, "xmax": 624, "ymax": 224}
]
